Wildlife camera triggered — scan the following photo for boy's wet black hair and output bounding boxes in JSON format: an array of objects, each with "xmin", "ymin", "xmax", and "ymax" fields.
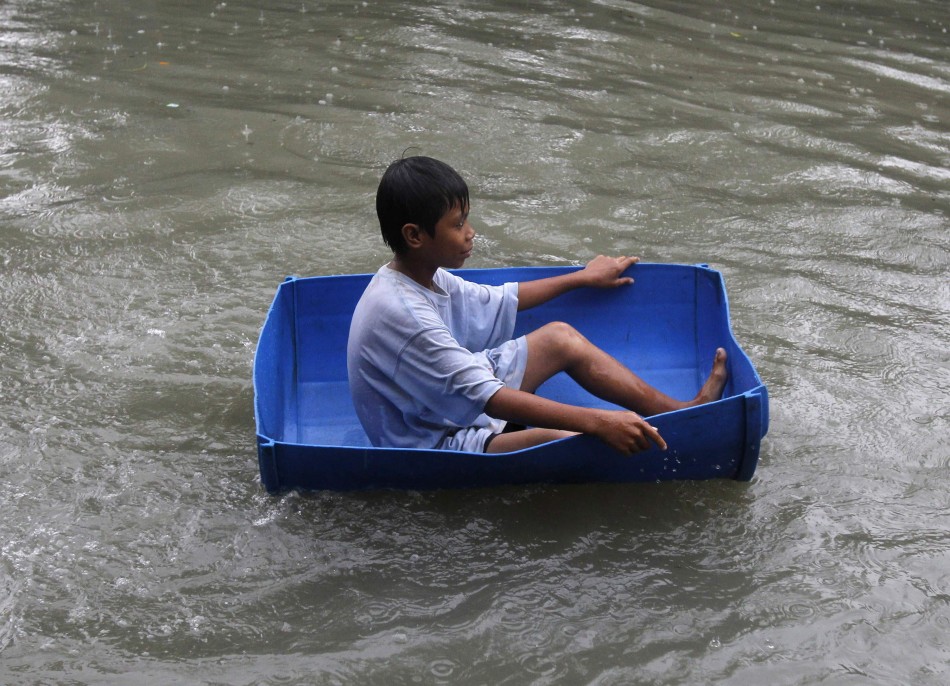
[{"xmin": 376, "ymin": 156, "xmax": 470, "ymax": 254}]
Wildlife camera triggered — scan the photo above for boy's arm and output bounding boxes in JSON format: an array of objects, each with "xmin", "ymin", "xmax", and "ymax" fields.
[
  {"xmin": 484, "ymin": 386, "xmax": 666, "ymax": 454},
  {"xmin": 517, "ymin": 255, "xmax": 639, "ymax": 311}
]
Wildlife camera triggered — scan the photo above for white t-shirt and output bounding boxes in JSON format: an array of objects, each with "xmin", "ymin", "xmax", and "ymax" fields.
[{"xmin": 347, "ymin": 265, "xmax": 521, "ymax": 450}]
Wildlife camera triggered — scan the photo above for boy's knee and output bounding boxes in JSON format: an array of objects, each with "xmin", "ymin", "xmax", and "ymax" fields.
[
  {"xmin": 542, "ymin": 321, "xmax": 588, "ymax": 357},
  {"xmin": 545, "ymin": 320, "xmax": 578, "ymax": 337}
]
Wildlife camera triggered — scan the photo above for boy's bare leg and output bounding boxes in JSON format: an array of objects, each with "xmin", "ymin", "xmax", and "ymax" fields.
[
  {"xmin": 485, "ymin": 427, "xmax": 577, "ymax": 453},
  {"xmin": 519, "ymin": 322, "xmax": 728, "ymax": 416},
  {"xmin": 485, "ymin": 323, "xmax": 728, "ymax": 453}
]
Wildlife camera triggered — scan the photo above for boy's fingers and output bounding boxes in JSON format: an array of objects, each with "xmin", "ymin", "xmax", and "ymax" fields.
[
  {"xmin": 616, "ymin": 256, "xmax": 638, "ymax": 284},
  {"xmin": 645, "ymin": 423, "xmax": 667, "ymax": 451},
  {"xmin": 618, "ymin": 255, "xmax": 639, "ymax": 270}
]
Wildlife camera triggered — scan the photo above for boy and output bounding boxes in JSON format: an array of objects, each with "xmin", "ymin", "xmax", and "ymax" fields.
[{"xmin": 347, "ymin": 156, "xmax": 727, "ymax": 455}]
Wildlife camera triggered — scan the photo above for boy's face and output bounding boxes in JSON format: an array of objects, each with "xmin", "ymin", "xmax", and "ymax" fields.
[{"xmin": 425, "ymin": 202, "xmax": 475, "ymax": 269}]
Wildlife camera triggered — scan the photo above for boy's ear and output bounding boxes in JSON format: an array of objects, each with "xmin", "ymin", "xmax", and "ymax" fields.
[{"xmin": 400, "ymin": 223, "xmax": 425, "ymax": 249}]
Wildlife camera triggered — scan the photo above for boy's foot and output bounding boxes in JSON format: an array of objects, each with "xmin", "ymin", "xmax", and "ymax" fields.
[{"xmin": 690, "ymin": 348, "xmax": 728, "ymax": 406}]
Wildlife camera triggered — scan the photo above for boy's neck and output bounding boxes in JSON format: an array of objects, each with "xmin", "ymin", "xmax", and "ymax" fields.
[{"xmin": 388, "ymin": 254, "xmax": 438, "ymax": 290}]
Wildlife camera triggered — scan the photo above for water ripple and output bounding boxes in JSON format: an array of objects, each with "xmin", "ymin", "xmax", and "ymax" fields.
[{"xmin": 844, "ymin": 56, "xmax": 950, "ymax": 96}]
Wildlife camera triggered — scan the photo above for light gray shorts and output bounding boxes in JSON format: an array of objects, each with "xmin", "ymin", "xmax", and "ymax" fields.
[{"xmin": 438, "ymin": 335, "xmax": 528, "ymax": 453}]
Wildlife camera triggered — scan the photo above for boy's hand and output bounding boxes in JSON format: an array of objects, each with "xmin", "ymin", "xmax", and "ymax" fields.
[
  {"xmin": 517, "ymin": 254, "xmax": 639, "ymax": 311},
  {"xmin": 591, "ymin": 409, "xmax": 667, "ymax": 454},
  {"xmin": 580, "ymin": 255, "xmax": 639, "ymax": 288}
]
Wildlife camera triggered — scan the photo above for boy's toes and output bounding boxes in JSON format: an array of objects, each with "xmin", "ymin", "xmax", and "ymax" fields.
[{"xmin": 696, "ymin": 348, "xmax": 728, "ymax": 404}]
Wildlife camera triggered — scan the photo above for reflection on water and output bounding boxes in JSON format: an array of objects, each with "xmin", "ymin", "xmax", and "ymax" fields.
[{"xmin": 1, "ymin": 0, "xmax": 948, "ymax": 683}]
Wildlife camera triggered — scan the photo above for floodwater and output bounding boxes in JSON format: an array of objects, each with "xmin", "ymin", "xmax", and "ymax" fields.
[{"xmin": 1, "ymin": 0, "xmax": 947, "ymax": 683}]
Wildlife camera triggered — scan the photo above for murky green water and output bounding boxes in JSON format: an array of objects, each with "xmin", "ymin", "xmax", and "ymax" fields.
[{"xmin": 1, "ymin": 1, "xmax": 947, "ymax": 683}]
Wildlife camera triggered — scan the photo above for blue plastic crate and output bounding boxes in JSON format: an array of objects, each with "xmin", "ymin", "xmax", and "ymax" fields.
[{"xmin": 254, "ymin": 264, "xmax": 768, "ymax": 492}]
